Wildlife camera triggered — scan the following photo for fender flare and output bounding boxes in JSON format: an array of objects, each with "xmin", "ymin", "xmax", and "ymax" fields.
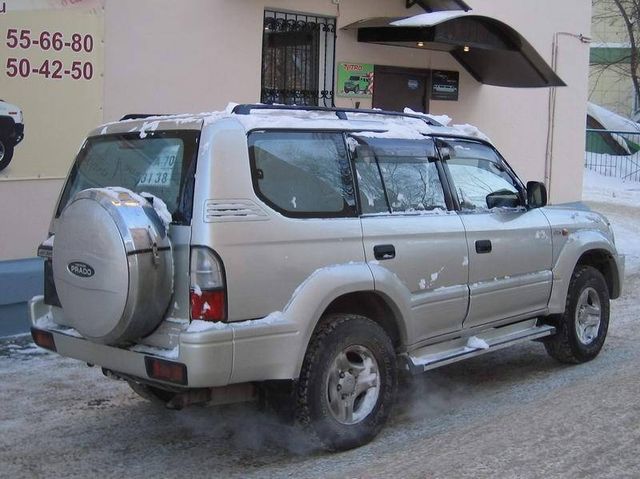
[
  {"xmin": 280, "ymin": 262, "xmax": 410, "ymax": 378},
  {"xmin": 547, "ymin": 229, "xmax": 621, "ymax": 314}
]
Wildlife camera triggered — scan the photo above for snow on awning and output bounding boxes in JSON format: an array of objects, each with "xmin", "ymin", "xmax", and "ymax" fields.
[{"xmin": 342, "ymin": 12, "xmax": 566, "ymax": 88}]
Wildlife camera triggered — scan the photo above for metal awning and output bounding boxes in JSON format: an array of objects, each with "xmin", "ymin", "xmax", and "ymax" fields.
[
  {"xmin": 343, "ymin": 12, "xmax": 566, "ymax": 88},
  {"xmin": 406, "ymin": 0, "xmax": 471, "ymax": 12}
]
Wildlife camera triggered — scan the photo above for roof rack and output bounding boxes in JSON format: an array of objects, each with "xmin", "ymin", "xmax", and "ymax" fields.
[
  {"xmin": 119, "ymin": 114, "xmax": 168, "ymax": 121},
  {"xmin": 231, "ymin": 104, "xmax": 442, "ymax": 126}
]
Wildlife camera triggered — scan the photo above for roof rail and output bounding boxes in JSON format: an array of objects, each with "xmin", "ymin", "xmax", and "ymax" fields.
[
  {"xmin": 119, "ymin": 114, "xmax": 168, "ymax": 121},
  {"xmin": 231, "ymin": 104, "xmax": 442, "ymax": 126}
]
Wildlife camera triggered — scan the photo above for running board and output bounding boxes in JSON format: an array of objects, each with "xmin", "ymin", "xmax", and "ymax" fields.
[{"xmin": 404, "ymin": 319, "xmax": 556, "ymax": 374}]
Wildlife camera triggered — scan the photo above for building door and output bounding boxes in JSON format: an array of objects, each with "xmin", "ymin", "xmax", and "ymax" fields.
[{"xmin": 372, "ymin": 66, "xmax": 430, "ymax": 113}]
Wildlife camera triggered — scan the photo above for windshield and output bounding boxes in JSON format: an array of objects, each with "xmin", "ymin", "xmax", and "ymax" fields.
[{"xmin": 56, "ymin": 130, "xmax": 200, "ymax": 224}]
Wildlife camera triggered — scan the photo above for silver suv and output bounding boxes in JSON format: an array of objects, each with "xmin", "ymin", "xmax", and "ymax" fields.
[{"xmin": 31, "ymin": 104, "xmax": 624, "ymax": 450}]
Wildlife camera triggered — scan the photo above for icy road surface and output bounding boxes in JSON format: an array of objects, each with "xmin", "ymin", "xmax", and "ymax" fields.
[{"xmin": 1, "ymin": 170, "xmax": 639, "ymax": 478}]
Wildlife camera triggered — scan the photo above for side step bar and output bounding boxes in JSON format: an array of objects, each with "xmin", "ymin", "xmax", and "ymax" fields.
[{"xmin": 404, "ymin": 319, "xmax": 556, "ymax": 374}]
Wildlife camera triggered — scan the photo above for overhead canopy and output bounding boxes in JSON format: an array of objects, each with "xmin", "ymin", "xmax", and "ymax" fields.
[
  {"xmin": 406, "ymin": 0, "xmax": 471, "ymax": 12},
  {"xmin": 343, "ymin": 12, "xmax": 566, "ymax": 88}
]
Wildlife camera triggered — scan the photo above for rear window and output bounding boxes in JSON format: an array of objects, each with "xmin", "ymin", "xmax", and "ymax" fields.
[{"xmin": 56, "ymin": 130, "xmax": 199, "ymax": 224}]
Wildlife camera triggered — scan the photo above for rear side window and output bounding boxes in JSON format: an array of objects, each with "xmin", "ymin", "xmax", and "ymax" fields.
[
  {"xmin": 248, "ymin": 131, "xmax": 356, "ymax": 217},
  {"xmin": 352, "ymin": 137, "xmax": 447, "ymax": 214},
  {"xmin": 57, "ymin": 130, "xmax": 199, "ymax": 224}
]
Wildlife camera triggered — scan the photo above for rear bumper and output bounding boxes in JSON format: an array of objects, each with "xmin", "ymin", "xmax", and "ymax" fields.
[{"xmin": 29, "ymin": 296, "xmax": 301, "ymax": 388}]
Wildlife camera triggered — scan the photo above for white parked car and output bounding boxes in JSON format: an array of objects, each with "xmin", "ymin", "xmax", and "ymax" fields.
[{"xmin": 0, "ymin": 99, "xmax": 24, "ymax": 171}]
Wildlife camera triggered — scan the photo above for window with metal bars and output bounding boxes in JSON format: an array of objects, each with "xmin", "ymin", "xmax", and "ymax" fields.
[{"xmin": 261, "ymin": 10, "xmax": 336, "ymax": 107}]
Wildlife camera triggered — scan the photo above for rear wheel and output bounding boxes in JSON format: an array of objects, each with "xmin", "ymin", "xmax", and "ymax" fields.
[
  {"xmin": 544, "ymin": 265, "xmax": 610, "ymax": 363},
  {"xmin": 296, "ymin": 314, "xmax": 397, "ymax": 451},
  {"xmin": 0, "ymin": 137, "xmax": 14, "ymax": 171}
]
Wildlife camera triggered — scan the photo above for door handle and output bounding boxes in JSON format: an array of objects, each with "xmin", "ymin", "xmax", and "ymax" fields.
[
  {"xmin": 475, "ymin": 240, "xmax": 492, "ymax": 254},
  {"xmin": 374, "ymin": 244, "xmax": 396, "ymax": 260}
]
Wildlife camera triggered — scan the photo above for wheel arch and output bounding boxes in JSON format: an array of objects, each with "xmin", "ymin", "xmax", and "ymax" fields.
[
  {"xmin": 548, "ymin": 231, "xmax": 623, "ymax": 314},
  {"xmin": 0, "ymin": 116, "xmax": 16, "ymax": 140},
  {"xmin": 576, "ymin": 249, "xmax": 621, "ymax": 299},
  {"xmin": 321, "ymin": 291, "xmax": 406, "ymax": 350}
]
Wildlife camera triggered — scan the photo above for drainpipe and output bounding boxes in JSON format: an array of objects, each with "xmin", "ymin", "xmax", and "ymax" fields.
[{"xmin": 545, "ymin": 32, "xmax": 591, "ymax": 201}]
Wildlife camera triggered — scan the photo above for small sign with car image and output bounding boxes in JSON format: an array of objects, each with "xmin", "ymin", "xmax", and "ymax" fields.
[
  {"xmin": 431, "ymin": 70, "xmax": 459, "ymax": 101},
  {"xmin": 337, "ymin": 62, "xmax": 374, "ymax": 98}
]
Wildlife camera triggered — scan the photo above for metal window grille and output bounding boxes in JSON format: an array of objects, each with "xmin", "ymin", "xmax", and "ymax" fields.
[{"xmin": 261, "ymin": 10, "xmax": 336, "ymax": 107}]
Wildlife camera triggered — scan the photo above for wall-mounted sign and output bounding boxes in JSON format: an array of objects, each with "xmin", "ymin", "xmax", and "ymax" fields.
[
  {"xmin": 0, "ymin": 0, "xmax": 104, "ymax": 179},
  {"xmin": 431, "ymin": 70, "xmax": 459, "ymax": 101},
  {"xmin": 337, "ymin": 62, "xmax": 374, "ymax": 98}
]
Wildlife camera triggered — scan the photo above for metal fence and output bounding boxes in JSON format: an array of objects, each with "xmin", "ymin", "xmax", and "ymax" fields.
[{"xmin": 585, "ymin": 128, "xmax": 640, "ymax": 182}]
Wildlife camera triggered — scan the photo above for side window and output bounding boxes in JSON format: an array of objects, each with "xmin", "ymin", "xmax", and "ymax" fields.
[
  {"xmin": 248, "ymin": 131, "xmax": 356, "ymax": 217},
  {"xmin": 352, "ymin": 137, "xmax": 447, "ymax": 214},
  {"xmin": 439, "ymin": 140, "xmax": 522, "ymax": 210}
]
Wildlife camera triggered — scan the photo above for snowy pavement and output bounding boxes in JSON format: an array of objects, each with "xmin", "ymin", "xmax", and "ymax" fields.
[{"xmin": 1, "ymin": 169, "xmax": 639, "ymax": 478}]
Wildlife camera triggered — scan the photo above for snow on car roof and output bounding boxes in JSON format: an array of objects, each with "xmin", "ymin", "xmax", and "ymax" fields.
[{"xmin": 90, "ymin": 103, "xmax": 491, "ymax": 143}]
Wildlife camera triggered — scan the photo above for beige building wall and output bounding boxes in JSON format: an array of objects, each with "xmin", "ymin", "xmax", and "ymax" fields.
[{"xmin": 0, "ymin": 0, "xmax": 592, "ymax": 260}]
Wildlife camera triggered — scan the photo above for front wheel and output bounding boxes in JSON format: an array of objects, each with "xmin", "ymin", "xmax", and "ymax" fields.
[
  {"xmin": 543, "ymin": 265, "xmax": 610, "ymax": 363},
  {"xmin": 0, "ymin": 137, "xmax": 14, "ymax": 171},
  {"xmin": 296, "ymin": 314, "xmax": 397, "ymax": 451}
]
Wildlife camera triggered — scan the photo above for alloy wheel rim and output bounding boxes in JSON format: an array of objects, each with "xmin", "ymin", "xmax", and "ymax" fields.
[
  {"xmin": 575, "ymin": 286, "xmax": 602, "ymax": 345},
  {"xmin": 326, "ymin": 344, "xmax": 380, "ymax": 425},
  {"xmin": 0, "ymin": 141, "xmax": 4, "ymax": 161}
]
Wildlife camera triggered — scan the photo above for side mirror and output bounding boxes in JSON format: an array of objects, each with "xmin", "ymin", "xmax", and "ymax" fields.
[
  {"xmin": 486, "ymin": 189, "xmax": 520, "ymax": 209},
  {"xmin": 527, "ymin": 181, "xmax": 547, "ymax": 209}
]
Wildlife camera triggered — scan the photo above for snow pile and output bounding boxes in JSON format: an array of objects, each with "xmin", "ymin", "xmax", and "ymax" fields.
[
  {"xmin": 451, "ymin": 124, "xmax": 492, "ymax": 143},
  {"xmin": 403, "ymin": 107, "xmax": 452, "ymax": 127},
  {"xmin": 140, "ymin": 192, "xmax": 173, "ymax": 227},
  {"xmin": 588, "ymin": 102, "xmax": 640, "ymax": 133},
  {"xmin": 130, "ymin": 343, "xmax": 179, "ymax": 360},
  {"xmin": 583, "ymin": 168, "xmax": 640, "ymax": 273},
  {"xmin": 391, "ymin": 11, "xmax": 469, "ymax": 27},
  {"xmin": 88, "ymin": 187, "xmax": 173, "ymax": 228},
  {"xmin": 138, "ymin": 120, "xmax": 160, "ymax": 139},
  {"xmin": 466, "ymin": 336, "xmax": 490, "ymax": 350},
  {"xmin": 231, "ymin": 311, "xmax": 284, "ymax": 328},
  {"xmin": 582, "ymin": 168, "xmax": 640, "ymax": 208},
  {"xmin": 186, "ymin": 319, "xmax": 227, "ymax": 333},
  {"xmin": 185, "ymin": 312, "xmax": 285, "ymax": 334}
]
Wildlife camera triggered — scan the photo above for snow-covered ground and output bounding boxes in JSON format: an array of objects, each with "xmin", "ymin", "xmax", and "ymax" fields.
[{"xmin": 583, "ymin": 168, "xmax": 640, "ymax": 273}]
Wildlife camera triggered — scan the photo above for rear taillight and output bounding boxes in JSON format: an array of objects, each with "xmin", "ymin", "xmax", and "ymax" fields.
[
  {"xmin": 144, "ymin": 357, "xmax": 187, "ymax": 385},
  {"xmin": 189, "ymin": 247, "xmax": 226, "ymax": 322},
  {"xmin": 31, "ymin": 328, "xmax": 56, "ymax": 352}
]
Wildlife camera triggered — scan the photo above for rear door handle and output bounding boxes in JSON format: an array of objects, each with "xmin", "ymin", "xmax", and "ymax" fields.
[
  {"xmin": 374, "ymin": 244, "xmax": 396, "ymax": 260},
  {"xmin": 475, "ymin": 240, "xmax": 492, "ymax": 254}
]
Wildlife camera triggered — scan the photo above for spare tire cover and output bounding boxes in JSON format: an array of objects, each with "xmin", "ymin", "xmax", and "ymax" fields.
[{"xmin": 53, "ymin": 188, "xmax": 173, "ymax": 345}]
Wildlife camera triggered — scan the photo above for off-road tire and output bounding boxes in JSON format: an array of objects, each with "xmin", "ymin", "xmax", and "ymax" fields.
[
  {"xmin": 544, "ymin": 265, "xmax": 610, "ymax": 363},
  {"xmin": 128, "ymin": 381, "xmax": 177, "ymax": 406},
  {"xmin": 0, "ymin": 137, "xmax": 14, "ymax": 171},
  {"xmin": 296, "ymin": 314, "xmax": 397, "ymax": 451}
]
